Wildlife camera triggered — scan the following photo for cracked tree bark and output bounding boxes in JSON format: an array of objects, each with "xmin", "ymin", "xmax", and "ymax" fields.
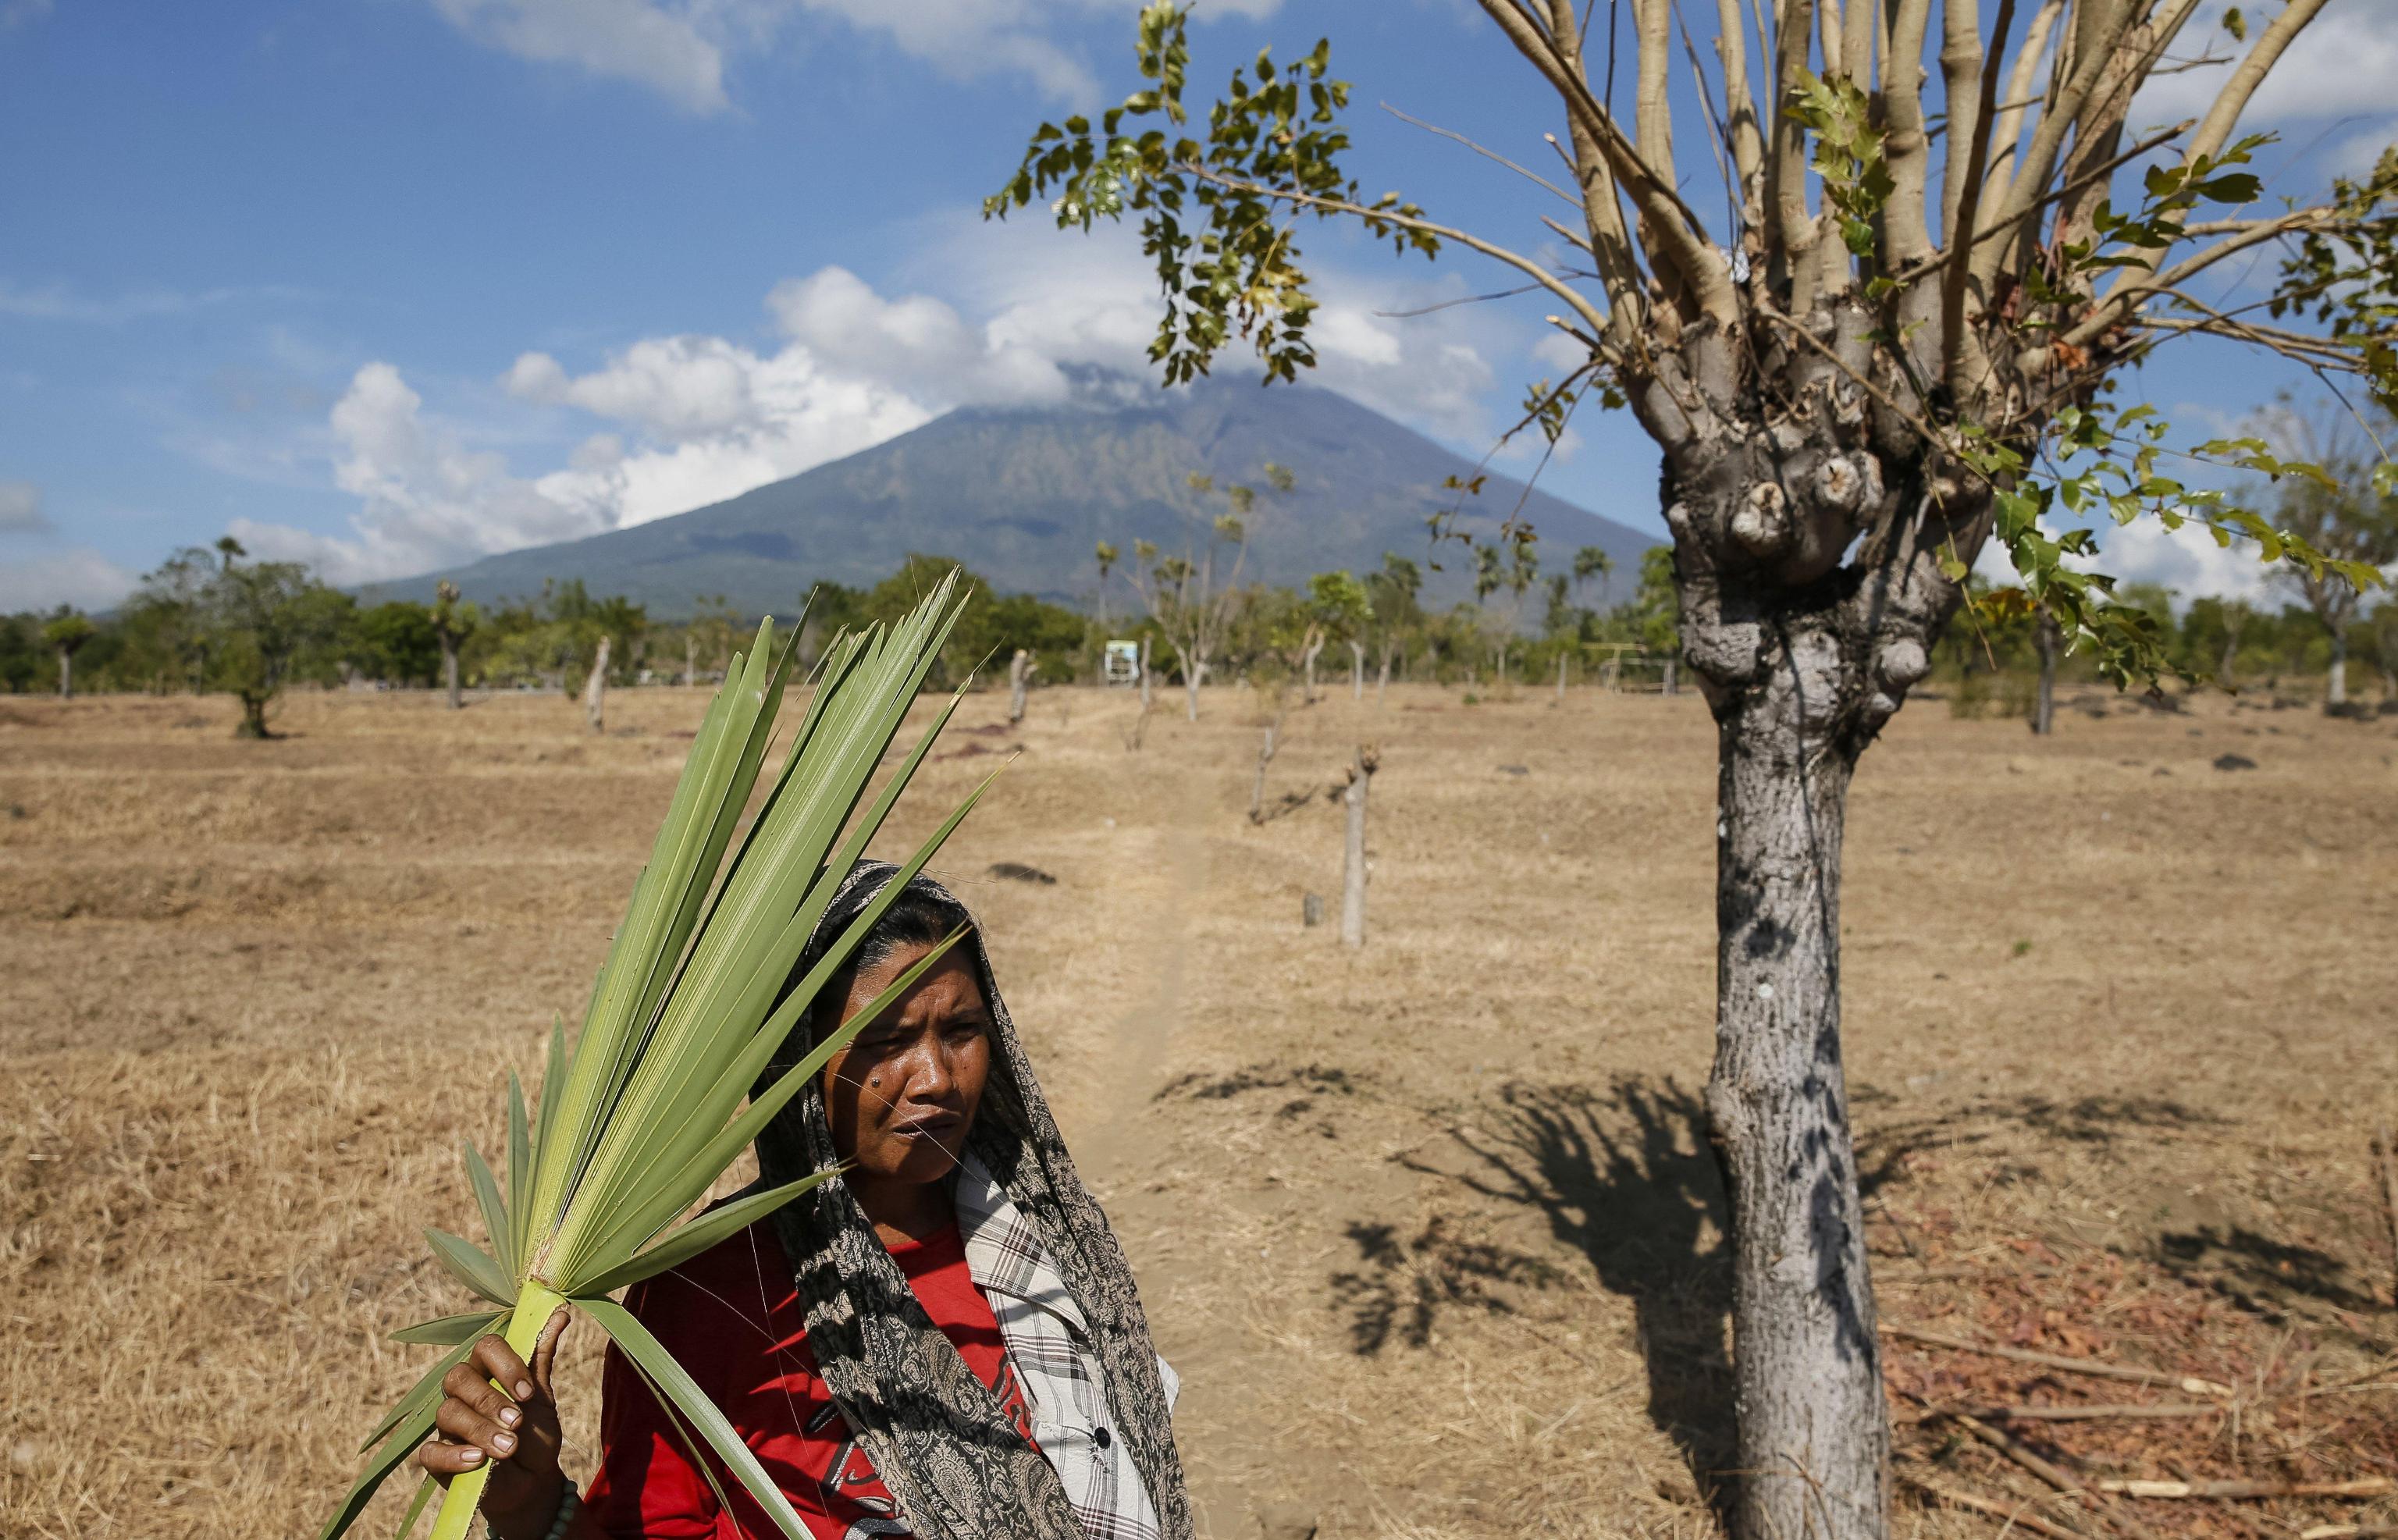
[{"xmin": 1642, "ymin": 310, "xmax": 1987, "ymax": 1540}]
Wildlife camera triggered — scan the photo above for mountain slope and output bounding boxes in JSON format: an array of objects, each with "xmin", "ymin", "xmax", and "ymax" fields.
[{"xmin": 361, "ymin": 375, "xmax": 1657, "ymax": 617}]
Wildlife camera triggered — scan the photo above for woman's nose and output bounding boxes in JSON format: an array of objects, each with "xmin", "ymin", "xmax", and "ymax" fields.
[{"xmin": 897, "ymin": 1032, "xmax": 956, "ymax": 1101}]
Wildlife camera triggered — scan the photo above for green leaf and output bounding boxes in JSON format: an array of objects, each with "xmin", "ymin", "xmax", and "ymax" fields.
[
  {"xmin": 391, "ymin": 1474, "xmax": 436, "ymax": 1540},
  {"xmin": 581, "ymin": 1296, "xmax": 818, "ymax": 1540},
  {"xmin": 507, "ymin": 1071, "xmax": 532, "ymax": 1268},
  {"xmin": 423, "ymin": 1229, "xmax": 514, "ymax": 1307},
  {"xmin": 463, "ymin": 1140, "xmax": 515, "ymax": 1283},
  {"xmin": 359, "ymin": 1337, "xmax": 481, "ymax": 1453},
  {"xmin": 390, "ymin": 1310, "xmax": 508, "ymax": 1346},
  {"xmin": 317, "ymin": 1404, "xmax": 440, "ymax": 1540},
  {"xmin": 576, "ymin": 1175, "xmax": 834, "ymax": 1297}
]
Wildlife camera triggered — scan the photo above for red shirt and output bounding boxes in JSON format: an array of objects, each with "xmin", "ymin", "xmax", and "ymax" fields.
[{"xmin": 583, "ymin": 1220, "xmax": 1036, "ymax": 1538}]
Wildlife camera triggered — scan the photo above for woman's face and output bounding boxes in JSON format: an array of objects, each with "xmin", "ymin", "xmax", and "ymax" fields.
[{"xmin": 820, "ymin": 938, "xmax": 992, "ymax": 1187}]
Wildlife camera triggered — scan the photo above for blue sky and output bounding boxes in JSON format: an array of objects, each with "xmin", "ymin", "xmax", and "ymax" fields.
[{"xmin": 2, "ymin": 0, "xmax": 2390, "ymax": 612}]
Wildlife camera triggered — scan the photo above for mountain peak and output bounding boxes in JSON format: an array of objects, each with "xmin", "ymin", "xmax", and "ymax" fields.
[{"xmin": 363, "ymin": 379, "xmax": 1656, "ymax": 617}]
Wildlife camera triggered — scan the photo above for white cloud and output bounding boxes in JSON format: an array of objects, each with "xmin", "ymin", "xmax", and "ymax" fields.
[
  {"xmin": 2086, "ymin": 516, "xmax": 2286, "ymax": 603},
  {"xmin": 0, "ymin": 548, "xmax": 135, "ymax": 614},
  {"xmin": 430, "ymin": 0, "xmax": 733, "ymax": 113},
  {"xmin": 0, "ymin": 480, "xmax": 47, "ymax": 533},
  {"xmin": 1972, "ymin": 513, "xmax": 2293, "ymax": 604},
  {"xmin": 0, "ymin": 279, "xmax": 302, "ymax": 324},
  {"xmin": 2135, "ymin": 2, "xmax": 2398, "ymax": 129},
  {"xmin": 233, "ymin": 362, "xmax": 603, "ymax": 584},
  {"xmin": 430, "ymin": 0, "xmax": 1286, "ymax": 112},
  {"xmin": 249, "ymin": 214, "xmax": 1545, "ymax": 585}
]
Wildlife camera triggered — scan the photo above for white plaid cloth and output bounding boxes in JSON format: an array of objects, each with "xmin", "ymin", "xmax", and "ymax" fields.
[{"xmin": 955, "ymin": 1154, "xmax": 1178, "ymax": 1540}]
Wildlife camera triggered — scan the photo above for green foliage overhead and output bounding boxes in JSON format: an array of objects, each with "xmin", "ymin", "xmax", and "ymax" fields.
[{"xmin": 984, "ymin": 1, "xmax": 1433, "ymax": 386}]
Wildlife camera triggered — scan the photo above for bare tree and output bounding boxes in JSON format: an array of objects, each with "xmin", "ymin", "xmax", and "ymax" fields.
[
  {"xmin": 582, "ymin": 635, "xmax": 611, "ymax": 734},
  {"xmin": 43, "ymin": 611, "xmax": 95, "ymax": 700},
  {"xmin": 1248, "ymin": 707, "xmax": 1287, "ymax": 822},
  {"xmin": 432, "ymin": 579, "xmax": 475, "ymax": 710},
  {"xmin": 2030, "ymin": 607, "xmax": 2063, "ymax": 734},
  {"xmin": 1125, "ymin": 468, "xmax": 1290, "ymax": 720},
  {"xmin": 1008, "ymin": 647, "xmax": 1036, "ymax": 724},
  {"xmin": 1339, "ymin": 745, "xmax": 1378, "ymax": 947},
  {"xmin": 2263, "ymin": 404, "xmax": 2398, "ymax": 710},
  {"xmin": 994, "ymin": 4, "xmax": 2393, "ymax": 1534},
  {"xmin": 1365, "ymin": 554, "xmax": 1424, "ymax": 705}
]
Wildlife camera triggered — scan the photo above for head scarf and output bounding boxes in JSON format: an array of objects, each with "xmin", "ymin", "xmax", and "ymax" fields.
[{"xmin": 751, "ymin": 860, "xmax": 1192, "ymax": 1540}]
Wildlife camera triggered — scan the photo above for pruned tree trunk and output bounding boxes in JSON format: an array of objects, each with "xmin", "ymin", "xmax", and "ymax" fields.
[
  {"xmin": 1706, "ymin": 660, "xmax": 1887, "ymax": 1540},
  {"xmin": 1008, "ymin": 649, "xmax": 1034, "ymax": 724},
  {"xmin": 2328, "ymin": 631, "xmax": 2348, "ymax": 710},
  {"xmin": 1663, "ymin": 656, "xmax": 1678, "ymax": 695},
  {"xmin": 1338, "ymin": 745, "xmax": 1377, "ymax": 948},
  {"xmin": 2031, "ymin": 610, "xmax": 2062, "ymax": 735},
  {"xmin": 1649, "ymin": 317, "xmax": 1976, "ymax": 1540},
  {"xmin": 583, "ymin": 635, "xmax": 611, "ymax": 735},
  {"xmin": 2220, "ymin": 633, "xmax": 2240, "ymax": 690},
  {"xmin": 1138, "ymin": 637, "xmax": 1153, "ymax": 713},
  {"xmin": 1376, "ymin": 646, "xmax": 1393, "ymax": 705},
  {"xmin": 55, "ymin": 647, "xmax": 72, "ymax": 700},
  {"xmin": 1248, "ymin": 717, "xmax": 1282, "ymax": 822},
  {"xmin": 1553, "ymin": 650, "xmax": 1568, "ymax": 706},
  {"xmin": 1183, "ymin": 653, "xmax": 1202, "ymax": 721},
  {"xmin": 684, "ymin": 632, "xmax": 697, "ymax": 686},
  {"xmin": 1302, "ymin": 635, "xmax": 1324, "ymax": 702},
  {"xmin": 1349, "ymin": 639, "xmax": 1364, "ymax": 700}
]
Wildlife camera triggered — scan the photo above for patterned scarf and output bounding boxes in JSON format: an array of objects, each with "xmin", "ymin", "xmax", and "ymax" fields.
[{"xmin": 751, "ymin": 861, "xmax": 1192, "ymax": 1540}]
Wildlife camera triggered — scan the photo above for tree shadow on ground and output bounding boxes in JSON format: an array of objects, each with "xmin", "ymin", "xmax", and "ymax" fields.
[
  {"xmin": 2157, "ymin": 1225, "xmax": 2381, "ymax": 1321},
  {"xmin": 1333, "ymin": 1078, "xmax": 1738, "ymax": 1518}
]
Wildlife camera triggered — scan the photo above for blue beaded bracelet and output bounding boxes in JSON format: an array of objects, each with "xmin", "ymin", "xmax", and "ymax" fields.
[{"xmin": 542, "ymin": 1479, "xmax": 581, "ymax": 1540}]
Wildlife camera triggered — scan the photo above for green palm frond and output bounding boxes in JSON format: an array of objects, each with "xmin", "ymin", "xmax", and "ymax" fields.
[{"xmin": 319, "ymin": 575, "xmax": 987, "ymax": 1540}]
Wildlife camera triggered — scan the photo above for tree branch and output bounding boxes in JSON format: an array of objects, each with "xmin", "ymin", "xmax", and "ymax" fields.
[
  {"xmin": 1480, "ymin": 0, "xmax": 1739, "ymax": 325},
  {"xmin": 1880, "ymin": 0, "xmax": 1939, "ymax": 269},
  {"xmin": 1895, "ymin": 119, "xmax": 2191, "ymax": 286},
  {"xmin": 1937, "ymin": 0, "xmax": 1990, "ymax": 251},
  {"xmin": 1765, "ymin": 0, "xmax": 1820, "ymax": 277},
  {"xmin": 1970, "ymin": 0, "xmax": 2144, "ymax": 290},
  {"xmin": 1542, "ymin": 0, "xmax": 1652, "ymax": 336},
  {"xmin": 2189, "ymin": 0, "xmax": 2331, "ymax": 165},
  {"xmin": 1380, "ymin": 101, "xmax": 1582, "ymax": 208},
  {"xmin": 1178, "ymin": 164, "xmax": 1623, "ymax": 355},
  {"xmin": 1710, "ymin": 0, "xmax": 1766, "ymax": 215},
  {"xmin": 2056, "ymin": 202, "xmax": 2346, "ymax": 350},
  {"xmin": 1973, "ymin": 0, "xmax": 2059, "ymax": 229},
  {"xmin": 1943, "ymin": 0, "xmax": 2016, "ymax": 389}
]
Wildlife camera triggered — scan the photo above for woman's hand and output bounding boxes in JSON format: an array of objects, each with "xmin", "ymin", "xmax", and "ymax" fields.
[{"xmin": 416, "ymin": 1307, "xmax": 571, "ymax": 1540}]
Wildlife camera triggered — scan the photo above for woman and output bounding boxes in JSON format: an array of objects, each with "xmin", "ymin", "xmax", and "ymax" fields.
[{"xmin": 418, "ymin": 861, "xmax": 1190, "ymax": 1540}]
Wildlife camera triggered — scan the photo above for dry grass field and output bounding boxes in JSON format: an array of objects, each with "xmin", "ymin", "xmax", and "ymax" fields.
[{"xmin": 4, "ymin": 678, "xmax": 2395, "ymax": 1540}]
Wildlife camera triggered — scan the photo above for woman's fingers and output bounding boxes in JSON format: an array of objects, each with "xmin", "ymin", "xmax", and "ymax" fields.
[
  {"xmin": 415, "ymin": 1433, "xmax": 485, "ymax": 1478},
  {"xmin": 433, "ymin": 1395, "xmax": 521, "ymax": 1461},
  {"xmin": 467, "ymin": 1332, "xmax": 538, "ymax": 1403},
  {"xmin": 528, "ymin": 1307, "xmax": 570, "ymax": 1401},
  {"xmin": 440, "ymin": 1360, "xmax": 528, "ymax": 1432}
]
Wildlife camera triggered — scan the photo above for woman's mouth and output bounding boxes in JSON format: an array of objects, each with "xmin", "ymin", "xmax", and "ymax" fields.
[{"xmin": 889, "ymin": 1111, "xmax": 962, "ymax": 1140}]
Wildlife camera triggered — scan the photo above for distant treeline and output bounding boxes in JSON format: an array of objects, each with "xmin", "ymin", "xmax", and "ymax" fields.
[
  {"xmin": 9, "ymin": 542, "xmax": 2386, "ymax": 713},
  {"xmin": 1930, "ymin": 578, "xmax": 2398, "ymax": 713}
]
